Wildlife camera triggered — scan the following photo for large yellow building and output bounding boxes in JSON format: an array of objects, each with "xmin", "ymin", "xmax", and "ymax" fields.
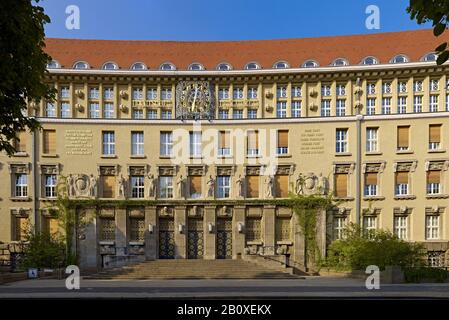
[{"xmin": 1, "ymin": 29, "xmax": 449, "ymax": 271}]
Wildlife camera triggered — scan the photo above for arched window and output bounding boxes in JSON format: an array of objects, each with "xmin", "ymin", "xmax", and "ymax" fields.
[
  {"xmin": 273, "ymin": 61, "xmax": 290, "ymax": 69},
  {"xmin": 216, "ymin": 63, "xmax": 232, "ymax": 71},
  {"xmin": 102, "ymin": 62, "xmax": 118, "ymax": 70},
  {"xmin": 362, "ymin": 56, "xmax": 378, "ymax": 65},
  {"xmin": 422, "ymin": 52, "xmax": 437, "ymax": 62},
  {"xmin": 47, "ymin": 60, "xmax": 60, "ymax": 69},
  {"xmin": 73, "ymin": 61, "xmax": 89, "ymax": 69},
  {"xmin": 160, "ymin": 62, "xmax": 176, "ymax": 71},
  {"xmin": 130, "ymin": 62, "xmax": 147, "ymax": 70},
  {"xmin": 244, "ymin": 62, "xmax": 261, "ymax": 70},
  {"xmin": 332, "ymin": 58, "xmax": 348, "ymax": 67},
  {"xmin": 188, "ymin": 63, "xmax": 204, "ymax": 71},
  {"xmin": 302, "ymin": 60, "xmax": 318, "ymax": 68},
  {"xmin": 391, "ymin": 55, "xmax": 409, "ymax": 64}
]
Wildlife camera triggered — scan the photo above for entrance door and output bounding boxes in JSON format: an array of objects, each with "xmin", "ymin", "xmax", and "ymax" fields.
[
  {"xmin": 216, "ymin": 218, "xmax": 233, "ymax": 259},
  {"xmin": 159, "ymin": 218, "xmax": 175, "ymax": 259},
  {"xmin": 187, "ymin": 218, "xmax": 204, "ymax": 259}
]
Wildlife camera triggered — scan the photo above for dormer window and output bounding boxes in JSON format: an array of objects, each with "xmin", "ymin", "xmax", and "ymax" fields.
[
  {"xmin": 102, "ymin": 62, "xmax": 118, "ymax": 70},
  {"xmin": 362, "ymin": 56, "xmax": 378, "ymax": 65},
  {"xmin": 188, "ymin": 63, "xmax": 204, "ymax": 71},
  {"xmin": 422, "ymin": 52, "xmax": 437, "ymax": 62},
  {"xmin": 332, "ymin": 58, "xmax": 348, "ymax": 67},
  {"xmin": 273, "ymin": 61, "xmax": 289, "ymax": 69},
  {"xmin": 47, "ymin": 60, "xmax": 60, "ymax": 69},
  {"xmin": 160, "ymin": 63, "xmax": 176, "ymax": 71},
  {"xmin": 302, "ymin": 60, "xmax": 318, "ymax": 68},
  {"xmin": 131, "ymin": 62, "xmax": 147, "ymax": 70},
  {"xmin": 245, "ymin": 62, "xmax": 261, "ymax": 70},
  {"xmin": 217, "ymin": 63, "xmax": 232, "ymax": 71},
  {"xmin": 73, "ymin": 61, "xmax": 89, "ymax": 69},
  {"xmin": 391, "ymin": 55, "xmax": 409, "ymax": 64}
]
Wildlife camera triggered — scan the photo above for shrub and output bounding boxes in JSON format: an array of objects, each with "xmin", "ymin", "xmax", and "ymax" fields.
[
  {"xmin": 324, "ymin": 223, "xmax": 425, "ymax": 271},
  {"xmin": 404, "ymin": 267, "xmax": 449, "ymax": 283},
  {"xmin": 20, "ymin": 232, "xmax": 66, "ymax": 270}
]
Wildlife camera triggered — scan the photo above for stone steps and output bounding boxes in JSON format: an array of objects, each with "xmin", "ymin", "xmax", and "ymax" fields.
[{"xmin": 85, "ymin": 259, "xmax": 300, "ymax": 280}]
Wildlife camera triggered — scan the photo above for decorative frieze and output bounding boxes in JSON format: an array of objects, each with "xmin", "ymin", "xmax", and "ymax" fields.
[
  {"xmin": 158, "ymin": 165, "xmax": 176, "ymax": 176},
  {"xmin": 333, "ymin": 162, "xmax": 355, "ymax": 174},
  {"xmin": 187, "ymin": 205, "xmax": 204, "ymax": 218},
  {"xmin": 98, "ymin": 165, "xmax": 118, "ymax": 176},
  {"xmin": 158, "ymin": 206, "xmax": 174, "ymax": 217},
  {"xmin": 245, "ymin": 166, "xmax": 261, "ymax": 176},
  {"xmin": 217, "ymin": 205, "xmax": 233, "ymax": 217},
  {"xmin": 216, "ymin": 165, "xmax": 234, "ymax": 176},
  {"xmin": 8, "ymin": 163, "xmax": 30, "ymax": 174},
  {"xmin": 393, "ymin": 206, "xmax": 413, "ymax": 215},
  {"xmin": 393, "ymin": 161, "xmax": 417, "ymax": 172},
  {"xmin": 39, "ymin": 164, "xmax": 60, "ymax": 175},
  {"xmin": 187, "ymin": 165, "xmax": 205, "ymax": 176},
  {"xmin": 362, "ymin": 162, "xmax": 386, "ymax": 173},
  {"xmin": 425, "ymin": 206, "xmax": 445, "ymax": 215},
  {"xmin": 99, "ymin": 207, "xmax": 115, "ymax": 218},
  {"xmin": 425, "ymin": 160, "xmax": 449, "ymax": 171},
  {"xmin": 128, "ymin": 207, "xmax": 144, "ymax": 218},
  {"xmin": 128, "ymin": 165, "xmax": 147, "ymax": 176}
]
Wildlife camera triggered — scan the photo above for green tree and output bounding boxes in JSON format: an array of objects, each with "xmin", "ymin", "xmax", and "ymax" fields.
[
  {"xmin": 20, "ymin": 231, "xmax": 66, "ymax": 269},
  {"xmin": 0, "ymin": 0, "xmax": 55, "ymax": 155},
  {"xmin": 407, "ymin": 0, "xmax": 449, "ymax": 64}
]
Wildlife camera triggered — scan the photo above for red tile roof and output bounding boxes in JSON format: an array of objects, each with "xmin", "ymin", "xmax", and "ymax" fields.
[{"xmin": 45, "ymin": 29, "xmax": 448, "ymax": 70}]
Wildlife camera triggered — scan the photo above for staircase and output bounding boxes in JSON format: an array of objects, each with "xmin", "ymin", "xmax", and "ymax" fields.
[{"xmin": 85, "ymin": 259, "xmax": 301, "ymax": 280}]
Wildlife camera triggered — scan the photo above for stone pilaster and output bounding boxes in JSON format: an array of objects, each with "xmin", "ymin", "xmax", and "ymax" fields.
[
  {"xmin": 292, "ymin": 212, "xmax": 305, "ymax": 270},
  {"xmin": 233, "ymin": 205, "xmax": 246, "ymax": 258},
  {"xmin": 204, "ymin": 205, "xmax": 216, "ymax": 260},
  {"xmin": 174, "ymin": 206, "xmax": 187, "ymax": 259},
  {"xmin": 263, "ymin": 205, "xmax": 276, "ymax": 254},
  {"xmin": 78, "ymin": 207, "xmax": 99, "ymax": 270},
  {"xmin": 316, "ymin": 208, "xmax": 327, "ymax": 259},
  {"xmin": 144, "ymin": 206, "xmax": 157, "ymax": 260},
  {"xmin": 115, "ymin": 208, "xmax": 127, "ymax": 256}
]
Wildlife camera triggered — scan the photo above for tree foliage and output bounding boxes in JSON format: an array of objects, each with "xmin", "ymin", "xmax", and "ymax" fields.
[
  {"xmin": 20, "ymin": 231, "xmax": 66, "ymax": 269},
  {"xmin": 407, "ymin": 0, "xmax": 449, "ymax": 64},
  {"xmin": 0, "ymin": 0, "xmax": 55, "ymax": 155}
]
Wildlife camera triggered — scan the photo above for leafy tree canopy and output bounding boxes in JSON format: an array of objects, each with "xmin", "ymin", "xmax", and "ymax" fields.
[{"xmin": 0, "ymin": 0, "xmax": 55, "ymax": 155}]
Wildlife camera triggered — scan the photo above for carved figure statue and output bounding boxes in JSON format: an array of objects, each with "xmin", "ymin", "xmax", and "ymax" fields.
[
  {"xmin": 265, "ymin": 175, "xmax": 273, "ymax": 198},
  {"xmin": 207, "ymin": 175, "xmax": 215, "ymax": 198},
  {"xmin": 317, "ymin": 173, "xmax": 328, "ymax": 195},
  {"xmin": 67, "ymin": 174, "xmax": 76, "ymax": 197},
  {"xmin": 176, "ymin": 175, "xmax": 185, "ymax": 198},
  {"xmin": 118, "ymin": 174, "xmax": 126, "ymax": 198},
  {"xmin": 236, "ymin": 174, "xmax": 244, "ymax": 198},
  {"xmin": 147, "ymin": 173, "xmax": 155, "ymax": 197},
  {"xmin": 89, "ymin": 174, "xmax": 97, "ymax": 197}
]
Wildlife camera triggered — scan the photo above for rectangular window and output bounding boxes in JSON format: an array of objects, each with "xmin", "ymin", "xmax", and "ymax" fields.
[
  {"xmin": 103, "ymin": 87, "xmax": 114, "ymax": 100},
  {"xmin": 60, "ymin": 102, "xmax": 71, "ymax": 118},
  {"xmin": 397, "ymin": 126, "xmax": 410, "ymax": 151},
  {"xmin": 246, "ymin": 217, "xmax": 261, "ymax": 242},
  {"xmin": 44, "ymin": 174, "xmax": 57, "ymax": 198},
  {"xmin": 291, "ymin": 86, "xmax": 301, "ymax": 98},
  {"xmin": 161, "ymin": 110, "xmax": 172, "ymax": 119},
  {"xmin": 394, "ymin": 216, "xmax": 408, "ymax": 240},
  {"xmin": 189, "ymin": 176, "xmax": 202, "ymax": 199},
  {"xmin": 131, "ymin": 131, "xmax": 144, "ymax": 156},
  {"xmin": 99, "ymin": 217, "xmax": 115, "ymax": 241},
  {"xmin": 277, "ymin": 86, "xmax": 287, "ymax": 98},
  {"xmin": 277, "ymin": 130, "xmax": 289, "ymax": 155},
  {"xmin": 335, "ymin": 173, "xmax": 348, "ymax": 198},
  {"xmin": 321, "ymin": 85, "xmax": 331, "ymax": 97},
  {"xmin": 46, "ymin": 102, "xmax": 56, "ymax": 117},
  {"xmin": 132, "ymin": 109, "xmax": 144, "ymax": 119},
  {"xmin": 321, "ymin": 100, "xmax": 331, "ymax": 117},
  {"xmin": 413, "ymin": 80, "xmax": 423, "ymax": 92},
  {"xmin": 367, "ymin": 83, "xmax": 376, "ymax": 95},
  {"xmin": 218, "ymin": 131, "xmax": 231, "ymax": 156},
  {"xmin": 395, "ymin": 172, "xmax": 409, "ymax": 195},
  {"xmin": 218, "ymin": 88, "xmax": 229, "ymax": 100},
  {"xmin": 336, "ymin": 84, "xmax": 346, "ymax": 96},
  {"xmin": 364, "ymin": 173, "xmax": 378, "ymax": 196},
  {"xmin": 430, "ymin": 95, "xmax": 439, "ymax": 112},
  {"xmin": 336, "ymin": 99, "xmax": 346, "ymax": 116},
  {"xmin": 233, "ymin": 110, "xmax": 243, "ymax": 119},
  {"xmin": 160, "ymin": 131, "xmax": 173, "ymax": 156},
  {"xmin": 217, "ymin": 176, "xmax": 230, "ymax": 198},
  {"xmin": 43, "ymin": 129, "xmax": 56, "ymax": 154},
  {"xmin": 276, "ymin": 101, "xmax": 287, "ymax": 118},
  {"xmin": 89, "ymin": 87, "xmax": 100, "ymax": 99},
  {"xmin": 366, "ymin": 98, "xmax": 376, "ymax": 115},
  {"xmin": 275, "ymin": 175, "xmax": 289, "ymax": 198},
  {"xmin": 233, "ymin": 87, "xmax": 244, "ymax": 100},
  {"xmin": 103, "ymin": 103, "xmax": 115, "ymax": 118},
  {"xmin": 15, "ymin": 174, "xmax": 28, "ymax": 197},
  {"xmin": 382, "ymin": 82, "xmax": 392, "ymax": 94},
  {"xmin": 398, "ymin": 82, "xmax": 407, "ymax": 93},
  {"xmin": 247, "ymin": 130, "xmax": 259, "ymax": 156},
  {"xmin": 427, "ymin": 170, "xmax": 441, "ymax": 195},
  {"xmin": 14, "ymin": 131, "xmax": 27, "ymax": 153},
  {"xmin": 161, "ymin": 88, "xmax": 172, "ymax": 100},
  {"xmin": 333, "ymin": 216, "xmax": 346, "ymax": 240},
  {"xmin": 291, "ymin": 101, "xmax": 301, "ymax": 117},
  {"xmin": 429, "ymin": 124, "xmax": 441, "ymax": 150},
  {"xmin": 89, "ymin": 103, "xmax": 100, "ymax": 118},
  {"xmin": 189, "ymin": 132, "xmax": 202, "ymax": 157},
  {"xmin": 275, "ymin": 217, "xmax": 291, "ymax": 241},
  {"xmin": 132, "ymin": 88, "xmax": 143, "ymax": 100},
  {"xmin": 247, "ymin": 109, "xmax": 257, "ymax": 119},
  {"xmin": 131, "ymin": 176, "xmax": 145, "ymax": 198},
  {"xmin": 147, "ymin": 87, "xmax": 157, "ymax": 100},
  {"xmin": 147, "ymin": 109, "xmax": 157, "ymax": 119},
  {"xmin": 430, "ymin": 79, "xmax": 439, "ymax": 91},
  {"xmin": 218, "ymin": 109, "xmax": 229, "ymax": 119},
  {"xmin": 60, "ymin": 86, "xmax": 70, "ymax": 99},
  {"xmin": 159, "ymin": 176, "xmax": 173, "ymax": 198},
  {"xmin": 413, "ymin": 96, "xmax": 422, "ymax": 113},
  {"xmin": 102, "ymin": 131, "xmax": 115, "ymax": 155},
  {"xmin": 247, "ymin": 87, "xmax": 258, "ymax": 99},
  {"xmin": 397, "ymin": 97, "xmax": 407, "ymax": 114},
  {"xmin": 14, "ymin": 216, "xmax": 29, "ymax": 241},
  {"xmin": 366, "ymin": 127, "xmax": 378, "ymax": 152},
  {"xmin": 336, "ymin": 129, "xmax": 348, "ymax": 153},
  {"xmin": 381, "ymin": 97, "xmax": 391, "ymax": 114},
  {"xmin": 246, "ymin": 175, "xmax": 259, "ymax": 198},
  {"xmin": 129, "ymin": 217, "xmax": 145, "ymax": 242},
  {"xmin": 102, "ymin": 175, "xmax": 116, "ymax": 198},
  {"xmin": 363, "ymin": 216, "xmax": 377, "ymax": 235},
  {"xmin": 426, "ymin": 215, "xmax": 440, "ymax": 240}
]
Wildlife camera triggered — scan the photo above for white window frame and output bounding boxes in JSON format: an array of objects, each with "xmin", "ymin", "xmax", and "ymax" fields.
[
  {"xmin": 217, "ymin": 176, "xmax": 231, "ymax": 198},
  {"xmin": 366, "ymin": 98, "xmax": 376, "ymax": 115},
  {"xmin": 89, "ymin": 103, "xmax": 100, "ymax": 118},
  {"xmin": 291, "ymin": 86, "xmax": 302, "ymax": 98},
  {"xmin": 161, "ymin": 110, "xmax": 172, "ymax": 119},
  {"xmin": 233, "ymin": 87, "xmax": 244, "ymax": 100},
  {"xmin": 381, "ymin": 97, "xmax": 391, "ymax": 114},
  {"xmin": 218, "ymin": 88, "xmax": 230, "ymax": 100},
  {"xmin": 413, "ymin": 95, "xmax": 423, "ymax": 113},
  {"xmin": 102, "ymin": 131, "xmax": 115, "ymax": 155},
  {"xmin": 103, "ymin": 103, "xmax": 115, "ymax": 118},
  {"xmin": 15, "ymin": 174, "xmax": 28, "ymax": 197},
  {"xmin": 321, "ymin": 85, "xmax": 331, "ymax": 97},
  {"xmin": 333, "ymin": 216, "xmax": 346, "ymax": 240},
  {"xmin": 46, "ymin": 102, "xmax": 56, "ymax": 117},
  {"xmin": 60, "ymin": 102, "xmax": 71, "ymax": 118},
  {"xmin": 336, "ymin": 129, "xmax": 348, "ymax": 153},
  {"xmin": 277, "ymin": 86, "xmax": 288, "ymax": 98},
  {"xmin": 321, "ymin": 100, "xmax": 331, "ymax": 117},
  {"xmin": 160, "ymin": 132, "xmax": 173, "ymax": 156},
  {"xmin": 131, "ymin": 131, "xmax": 144, "ymax": 156},
  {"xmin": 131, "ymin": 176, "xmax": 145, "ymax": 199},
  {"xmin": 276, "ymin": 101, "xmax": 287, "ymax": 118},
  {"xmin": 161, "ymin": 88, "xmax": 172, "ymax": 100},
  {"xmin": 366, "ymin": 128, "xmax": 378, "ymax": 152},
  {"xmin": 394, "ymin": 215, "xmax": 408, "ymax": 240},
  {"xmin": 397, "ymin": 97, "xmax": 407, "ymax": 114},
  {"xmin": 132, "ymin": 88, "xmax": 143, "ymax": 100},
  {"xmin": 430, "ymin": 95, "xmax": 439, "ymax": 112},
  {"xmin": 291, "ymin": 101, "xmax": 301, "ymax": 118},
  {"xmin": 147, "ymin": 88, "xmax": 158, "ymax": 100},
  {"xmin": 189, "ymin": 132, "xmax": 202, "ymax": 157},
  {"xmin": 44, "ymin": 174, "xmax": 57, "ymax": 198},
  {"xmin": 247, "ymin": 87, "xmax": 258, "ymax": 99},
  {"xmin": 426, "ymin": 215, "xmax": 440, "ymax": 240},
  {"xmin": 103, "ymin": 87, "xmax": 114, "ymax": 100},
  {"xmin": 336, "ymin": 99, "xmax": 346, "ymax": 116},
  {"xmin": 159, "ymin": 176, "xmax": 173, "ymax": 198}
]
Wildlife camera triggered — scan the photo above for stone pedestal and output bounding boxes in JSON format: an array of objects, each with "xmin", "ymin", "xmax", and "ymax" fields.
[
  {"xmin": 174, "ymin": 206, "xmax": 187, "ymax": 259},
  {"xmin": 233, "ymin": 206, "xmax": 246, "ymax": 258},
  {"xmin": 204, "ymin": 205, "xmax": 216, "ymax": 260},
  {"xmin": 145, "ymin": 206, "xmax": 157, "ymax": 260}
]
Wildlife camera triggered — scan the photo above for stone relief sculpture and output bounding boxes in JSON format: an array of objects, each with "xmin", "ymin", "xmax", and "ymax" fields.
[
  {"xmin": 206, "ymin": 175, "xmax": 215, "ymax": 198},
  {"xmin": 317, "ymin": 173, "xmax": 328, "ymax": 195},
  {"xmin": 67, "ymin": 174, "xmax": 76, "ymax": 197},
  {"xmin": 295, "ymin": 172, "xmax": 329, "ymax": 195},
  {"xmin": 265, "ymin": 175, "xmax": 273, "ymax": 198},
  {"xmin": 236, "ymin": 174, "xmax": 244, "ymax": 198},
  {"xmin": 118, "ymin": 174, "xmax": 126, "ymax": 198},
  {"xmin": 147, "ymin": 173, "xmax": 155, "ymax": 198},
  {"xmin": 176, "ymin": 175, "xmax": 185, "ymax": 199},
  {"xmin": 295, "ymin": 174, "xmax": 304, "ymax": 195},
  {"xmin": 89, "ymin": 174, "xmax": 97, "ymax": 198}
]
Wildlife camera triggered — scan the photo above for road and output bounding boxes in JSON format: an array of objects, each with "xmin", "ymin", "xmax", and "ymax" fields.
[{"xmin": 0, "ymin": 277, "xmax": 449, "ymax": 298}]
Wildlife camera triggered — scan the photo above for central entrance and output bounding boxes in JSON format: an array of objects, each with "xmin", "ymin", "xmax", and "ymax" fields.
[
  {"xmin": 187, "ymin": 218, "xmax": 204, "ymax": 259},
  {"xmin": 216, "ymin": 218, "xmax": 233, "ymax": 259},
  {"xmin": 159, "ymin": 218, "xmax": 175, "ymax": 259}
]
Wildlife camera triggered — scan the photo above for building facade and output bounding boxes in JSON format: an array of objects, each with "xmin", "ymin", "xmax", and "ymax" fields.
[{"xmin": 1, "ymin": 29, "xmax": 449, "ymax": 270}]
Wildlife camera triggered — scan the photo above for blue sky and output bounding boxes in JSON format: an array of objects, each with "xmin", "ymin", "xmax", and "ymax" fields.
[{"xmin": 41, "ymin": 0, "xmax": 431, "ymax": 41}]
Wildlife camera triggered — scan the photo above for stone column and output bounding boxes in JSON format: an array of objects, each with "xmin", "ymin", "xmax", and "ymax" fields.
[
  {"xmin": 292, "ymin": 212, "xmax": 306, "ymax": 270},
  {"xmin": 263, "ymin": 205, "xmax": 276, "ymax": 255},
  {"xmin": 316, "ymin": 208, "xmax": 327, "ymax": 259},
  {"xmin": 233, "ymin": 205, "xmax": 246, "ymax": 259},
  {"xmin": 115, "ymin": 208, "xmax": 127, "ymax": 256},
  {"xmin": 204, "ymin": 205, "xmax": 216, "ymax": 260},
  {"xmin": 174, "ymin": 206, "xmax": 187, "ymax": 259},
  {"xmin": 78, "ymin": 207, "xmax": 99, "ymax": 270},
  {"xmin": 144, "ymin": 206, "xmax": 157, "ymax": 260}
]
